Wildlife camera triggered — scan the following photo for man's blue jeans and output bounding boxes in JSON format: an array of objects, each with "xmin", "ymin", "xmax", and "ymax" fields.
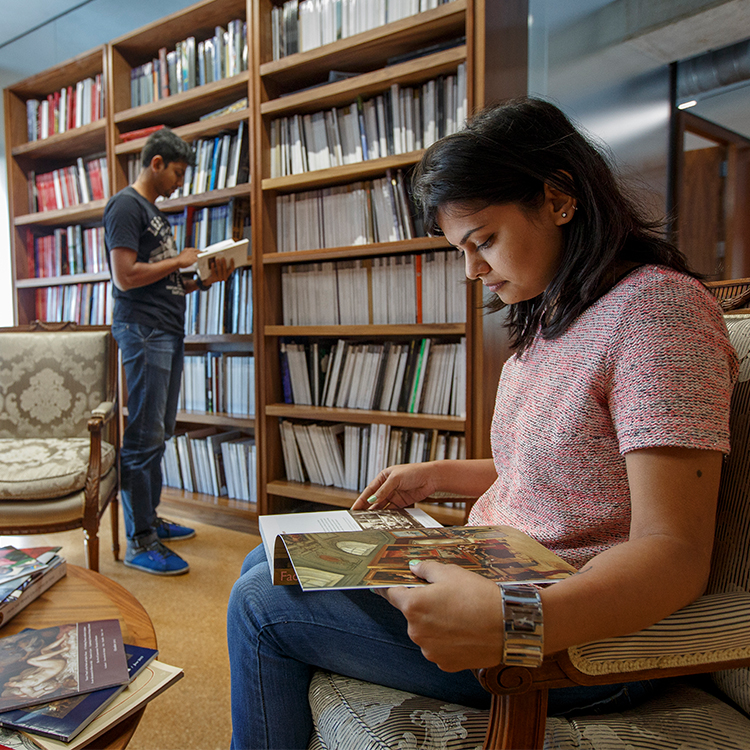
[
  {"xmin": 113, "ymin": 321, "xmax": 184, "ymax": 547},
  {"xmin": 227, "ymin": 547, "xmax": 657, "ymax": 750}
]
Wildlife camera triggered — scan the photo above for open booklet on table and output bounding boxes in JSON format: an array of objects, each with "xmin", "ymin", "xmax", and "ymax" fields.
[{"xmin": 259, "ymin": 509, "xmax": 576, "ymax": 591}]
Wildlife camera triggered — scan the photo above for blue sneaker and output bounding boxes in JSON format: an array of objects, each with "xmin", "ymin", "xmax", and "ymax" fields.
[
  {"xmin": 124, "ymin": 540, "xmax": 189, "ymax": 576},
  {"xmin": 155, "ymin": 517, "xmax": 195, "ymax": 541}
]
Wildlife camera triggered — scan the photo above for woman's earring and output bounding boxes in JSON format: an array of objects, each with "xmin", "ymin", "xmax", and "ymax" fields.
[{"xmin": 561, "ymin": 211, "xmax": 568, "ymax": 218}]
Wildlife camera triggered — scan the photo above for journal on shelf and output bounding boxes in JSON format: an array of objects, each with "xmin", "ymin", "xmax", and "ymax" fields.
[{"xmin": 260, "ymin": 510, "xmax": 576, "ymax": 591}]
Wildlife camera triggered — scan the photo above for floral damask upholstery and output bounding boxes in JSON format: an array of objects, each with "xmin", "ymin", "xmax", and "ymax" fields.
[
  {"xmin": 307, "ymin": 311, "xmax": 750, "ymax": 750},
  {"xmin": 0, "ymin": 325, "xmax": 120, "ymax": 571}
]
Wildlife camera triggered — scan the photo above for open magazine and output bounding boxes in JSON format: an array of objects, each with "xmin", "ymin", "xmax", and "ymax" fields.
[{"xmin": 259, "ymin": 509, "xmax": 576, "ymax": 591}]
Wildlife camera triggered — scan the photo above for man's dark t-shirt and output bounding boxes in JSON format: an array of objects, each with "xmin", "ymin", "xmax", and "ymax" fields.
[{"xmin": 104, "ymin": 186, "xmax": 185, "ymax": 334}]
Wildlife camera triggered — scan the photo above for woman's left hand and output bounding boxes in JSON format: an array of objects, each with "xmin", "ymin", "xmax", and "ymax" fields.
[{"xmin": 380, "ymin": 561, "xmax": 504, "ymax": 672}]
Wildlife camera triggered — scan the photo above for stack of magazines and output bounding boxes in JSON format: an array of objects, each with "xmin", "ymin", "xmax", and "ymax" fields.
[
  {"xmin": 0, "ymin": 547, "xmax": 67, "ymax": 628},
  {"xmin": 0, "ymin": 618, "xmax": 183, "ymax": 749}
]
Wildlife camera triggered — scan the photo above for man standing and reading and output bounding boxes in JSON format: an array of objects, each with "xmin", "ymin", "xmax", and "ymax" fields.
[{"xmin": 105, "ymin": 127, "xmax": 232, "ymax": 575}]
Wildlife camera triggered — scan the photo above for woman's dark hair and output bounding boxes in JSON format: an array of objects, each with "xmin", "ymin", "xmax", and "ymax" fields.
[
  {"xmin": 141, "ymin": 127, "xmax": 195, "ymax": 168},
  {"xmin": 411, "ymin": 97, "xmax": 695, "ymax": 353}
]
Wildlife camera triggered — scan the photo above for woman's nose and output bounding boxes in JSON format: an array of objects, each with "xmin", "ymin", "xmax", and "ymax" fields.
[{"xmin": 464, "ymin": 249, "xmax": 488, "ymax": 280}]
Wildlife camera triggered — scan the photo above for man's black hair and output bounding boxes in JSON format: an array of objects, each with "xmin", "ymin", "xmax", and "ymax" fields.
[{"xmin": 141, "ymin": 127, "xmax": 195, "ymax": 168}]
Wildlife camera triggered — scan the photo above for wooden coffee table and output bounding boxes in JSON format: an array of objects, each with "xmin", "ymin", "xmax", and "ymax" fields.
[{"xmin": 2, "ymin": 564, "xmax": 157, "ymax": 749}]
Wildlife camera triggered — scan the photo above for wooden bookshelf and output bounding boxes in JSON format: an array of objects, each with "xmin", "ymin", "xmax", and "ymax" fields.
[
  {"xmin": 5, "ymin": 45, "xmax": 110, "ymax": 325},
  {"xmin": 252, "ymin": 0, "xmax": 527, "ymax": 517},
  {"xmin": 106, "ymin": 0, "xmax": 256, "ymax": 520},
  {"xmin": 5, "ymin": 0, "xmax": 528, "ymax": 532}
]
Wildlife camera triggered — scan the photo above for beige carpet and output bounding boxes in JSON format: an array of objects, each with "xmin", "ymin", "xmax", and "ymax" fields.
[{"xmin": 0, "ymin": 507, "xmax": 260, "ymax": 750}]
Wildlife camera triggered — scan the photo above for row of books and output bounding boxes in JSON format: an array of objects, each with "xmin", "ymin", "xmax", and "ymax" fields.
[
  {"xmin": 269, "ymin": 69, "xmax": 466, "ymax": 177},
  {"xmin": 136, "ymin": 122, "xmax": 248, "ymax": 201},
  {"xmin": 129, "ymin": 20, "xmax": 247, "ymax": 108},
  {"xmin": 166, "ymin": 199, "xmax": 250, "ymax": 254},
  {"xmin": 30, "ymin": 156, "xmax": 109, "ymax": 214},
  {"xmin": 180, "ymin": 353, "xmax": 255, "ymax": 417},
  {"xmin": 272, "ymin": 0, "xmax": 452, "ymax": 59},
  {"xmin": 162, "ymin": 428, "xmax": 256, "ymax": 501},
  {"xmin": 184, "ymin": 267, "xmax": 253, "ymax": 335},
  {"xmin": 276, "ymin": 169, "xmax": 421, "ymax": 252},
  {"xmin": 31, "ymin": 225, "xmax": 106, "ymax": 278},
  {"xmin": 281, "ymin": 337, "xmax": 466, "ymax": 416},
  {"xmin": 281, "ymin": 251, "xmax": 465, "ymax": 326},
  {"xmin": 35, "ymin": 281, "xmax": 113, "ymax": 326},
  {"xmin": 280, "ymin": 419, "xmax": 466, "ymax": 491},
  {"xmin": 25, "ymin": 74, "xmax": 104, "ymax": 142},
  {"xmin": 0, "ymin": 612, "xmax": 182, "ymax": 749}
]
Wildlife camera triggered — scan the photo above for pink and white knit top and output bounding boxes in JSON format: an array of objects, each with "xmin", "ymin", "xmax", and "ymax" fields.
[{"xmin": 467, "ymin": 265, "xmax": 739, "ymax": 569}]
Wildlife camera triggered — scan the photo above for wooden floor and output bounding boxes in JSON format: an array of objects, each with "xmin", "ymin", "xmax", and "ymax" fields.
[{"xmin": 0, "ymin": 505, "xmax": 260, "ymax": 750}]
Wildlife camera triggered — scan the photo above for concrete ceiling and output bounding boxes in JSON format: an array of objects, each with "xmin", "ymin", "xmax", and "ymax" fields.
[{"xmin": 0, "ymin": 0, "xmax": 92, "ymax": 49}]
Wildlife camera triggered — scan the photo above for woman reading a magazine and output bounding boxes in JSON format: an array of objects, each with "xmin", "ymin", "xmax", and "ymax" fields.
[{"xmin": 227, "ymin": 97, "xmax": 738, "ymax": 749}]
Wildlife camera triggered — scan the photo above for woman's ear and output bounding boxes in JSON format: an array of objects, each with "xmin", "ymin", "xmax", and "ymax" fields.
[{"xmin": 543, "ymin": 182, "xmax": 576, "ymax": 226}]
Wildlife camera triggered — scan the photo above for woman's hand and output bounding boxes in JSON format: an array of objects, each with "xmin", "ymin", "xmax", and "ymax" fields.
[
  {"xmin": 352, "ymin": 463, "xmax": 440, "ymax": 510},
  {"xmin": 381, "ymin": 561, "xmax": 504, "ymax": 672}
]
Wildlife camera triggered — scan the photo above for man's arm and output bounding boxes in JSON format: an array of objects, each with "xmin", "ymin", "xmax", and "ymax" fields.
[{"xmin": 110, "ymin": 246, "xmax": 201, "ymax": 291}]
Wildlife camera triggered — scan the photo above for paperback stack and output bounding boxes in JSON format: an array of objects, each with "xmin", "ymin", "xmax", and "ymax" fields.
[
  {"xmin": 0, "ymin": 619, "xmax": 183, "ymax": 750},
  {"xmin": 0, "ymin": 547, "xmax": 67, "ymax": 628}
]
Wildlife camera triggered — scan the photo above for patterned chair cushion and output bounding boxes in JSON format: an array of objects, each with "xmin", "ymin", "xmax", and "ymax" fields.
[
  {"xmin": 308, "ymin": 671, "xmax": 487, "ymax": 750},
  {"xmin": 0, "ymin": 438, "xmax": 115, "ymax": 500},
  {"xmin": 545, "ymin": 680, "xmax": 750, "ymax": 750},
  {"xmin": 0, "ymin": 331, "xmax": 109, "ymax": 440},
  {"xmin": 309, "ymin": 673, "xmax": 750, "ymax": 750}
]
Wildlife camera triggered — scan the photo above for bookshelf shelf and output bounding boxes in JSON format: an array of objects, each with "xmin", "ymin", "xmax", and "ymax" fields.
[
  {"xmin": 14, "ymin": 199, "xmax": 108, "ymax": 227},
  {"xmin": 15, "ymin": 272, "xmax": 110, "ymax": 288},
  {"xmin": 177, "ymin": 410, "xmax": 255, "ymax": 429},
  {"xmin": 113, "ymin": 72, "xmax": 250, "ymax": 131},
  {"xmin": 12, "ymin": 120, "xmax": 107, "ymax": 162},
  {"xmin": 262, "ymin": 237, "xmax": 451, "ymax": 264},
  {"xmin": 155, "ymin": 183, "xmax": 252, "ymax": 212},
  {"xmin": 115, "ymin": 108, "xmax": 249, "ymax": 155},
  {"xmin": 265, "ymin": 480, "xmax": 466, "ymax": 525},
  {"xmin": 266, "ymin": 403, "xmax": 464, "ymax": 430},
  {"xmin": 261, "ymin": 46, "xmax": 466, "ymax": 117},
  {"xmin": 262, "ymin": 152, "xmax": 424, "ymax": 191},
  {"xmin": 258, "ymin": 0, "xmax": 467, "ymax": 89},
  {"xmin": 265, "ymin": 323, "xmax": 465, "ymax": 337}
]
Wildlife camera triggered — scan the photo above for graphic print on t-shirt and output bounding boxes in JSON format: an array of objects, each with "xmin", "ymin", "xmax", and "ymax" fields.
[{"xmin": 146, "ymin": 215, "xmax": 184, "ymax": 298}]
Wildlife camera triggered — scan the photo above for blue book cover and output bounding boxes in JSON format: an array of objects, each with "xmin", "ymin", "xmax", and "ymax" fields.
[{"xmin": 0, "ymin": 644, "xmax": 157, "ymax": 742}]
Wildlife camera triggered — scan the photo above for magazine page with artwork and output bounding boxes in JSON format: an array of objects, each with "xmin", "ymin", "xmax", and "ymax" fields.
[
  {"xmin": 0, "ymin": 621, "xmax": 129, "ymax": 712},
  {"xmin": 259, "ymin": 508, "xmax": 442, "ymax": 585},
  {"xmin": 273, "ymin": 524, "xmax": 577, "ymax": 591}
]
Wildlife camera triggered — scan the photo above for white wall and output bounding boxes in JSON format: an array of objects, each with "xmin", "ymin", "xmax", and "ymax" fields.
[{"xmin": 0, "ymin": 0, "xmax": 199, "ymax": 325}]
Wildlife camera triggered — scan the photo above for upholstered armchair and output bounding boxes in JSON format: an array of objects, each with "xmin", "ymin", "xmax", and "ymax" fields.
[
  {"xmin": 307, "ymin": 305, "xmax": 750, "ymax": 750},
  {"xmin": 0, "ymin": 322, "xmax": 119, "ymax": 572}
]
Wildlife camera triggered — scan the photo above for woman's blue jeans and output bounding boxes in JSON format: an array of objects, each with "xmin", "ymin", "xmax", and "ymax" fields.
[
  {"xmin": 227, "ymin": 547, "xmax": 656, "ymax": 750},
  {"xmin": 113, "ymin": 321, "xmax": 184, "ymax": 547}
]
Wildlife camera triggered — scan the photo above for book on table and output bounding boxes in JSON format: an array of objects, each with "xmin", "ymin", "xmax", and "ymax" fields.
[
  {"xmin": 0, "ymin": 549, "xmax": 67, "ymax": 629},
  {"xmin": 260, "ymin": 509, "xmax": 576, "ymax": 591},
  {"xmin": 0, "ymin": 644, "xmax": 157, "ymax": 742},
  {"xmin": 0, "ymin": 620, "xmax": 129, "ymax": 712},
  {"xmin": 0, "ymin": 659, "xmax": 183, "ymax": 750},
  {"xmin": 196, "ymin": 238, "xmax": 250, "ymax": 280}
]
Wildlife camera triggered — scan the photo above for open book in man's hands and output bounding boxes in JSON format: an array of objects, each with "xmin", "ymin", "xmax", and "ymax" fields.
[
  {"xmin": 259, "ymin": 509, "xmax": 576, "ymax": 591},
  {"xmin": 196, "ymin": 238, "xmax": 250, "ymax": 280}
]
